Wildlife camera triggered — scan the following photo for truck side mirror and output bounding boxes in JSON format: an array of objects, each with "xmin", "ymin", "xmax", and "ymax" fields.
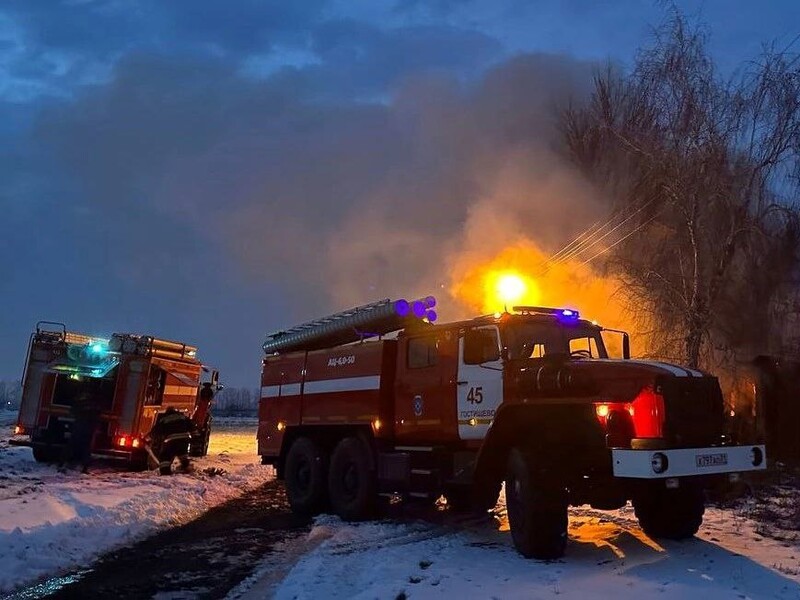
[
  {"xmin": 464, "ymin": 329, "xmax": 501, "ymax": 365},
  {"xmin": 622, "ymin": 334, "xmax": 631, "ymax": 360}
]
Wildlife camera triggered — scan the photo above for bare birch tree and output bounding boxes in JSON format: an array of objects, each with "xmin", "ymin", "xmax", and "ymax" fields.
[{"xmin": 561, "ymin": 13, "xmax": 800, "ymax": 369}]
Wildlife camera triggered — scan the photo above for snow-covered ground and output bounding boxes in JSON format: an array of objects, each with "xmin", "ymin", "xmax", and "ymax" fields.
[
  {"xmin": 235, "ymin": 493, "xmax": 800, "ymax": 600},
  {"xmin": 4, "ymin": 406, "xmax": 799, "ymax": 599},
  {"xmin": 0, "ymin": 411, "xmax": 272, "ymax": 594}
]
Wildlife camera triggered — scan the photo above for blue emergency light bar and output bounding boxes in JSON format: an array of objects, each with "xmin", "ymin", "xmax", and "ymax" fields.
[
  {"xmin": 394, "ymin": 296, "xmax": 436, "ymax": 322},
  {"xmin": 513, "ymin": 306, "xmax": 581, "ymax": 321}
]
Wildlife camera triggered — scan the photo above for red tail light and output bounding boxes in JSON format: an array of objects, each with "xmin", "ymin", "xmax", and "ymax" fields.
[
  {"xmin": 630, "ymin": 386, "xmax": 665, "ymax": 438},
  {"xmin": 118, "ymin": 436, "xmax": 129, "ymax": 447},
  {"xmin": 594, "ymin": 386, "xmax": 665, "ymax": 446},
  {"xmin": 14, "ymin": 425, "xmax": 24, "ymax": 435}
]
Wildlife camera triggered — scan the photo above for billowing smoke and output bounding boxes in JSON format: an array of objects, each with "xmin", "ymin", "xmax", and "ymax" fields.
[
  {"xmin": 37, "ymin": 50, "xmax": 643, "ymax": 383},
  {"xmin": 219, "ymin": 55, "xmax": 619, "ymax": 320}
]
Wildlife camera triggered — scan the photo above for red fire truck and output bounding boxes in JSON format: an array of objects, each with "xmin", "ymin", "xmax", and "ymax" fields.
[
  {"xmin": 258, "ymin": 298, "xmax": 767, "ymax": 559},
  {"xmin": 10, "ymin": 322, "xmax": 218, "ymax": 469}
]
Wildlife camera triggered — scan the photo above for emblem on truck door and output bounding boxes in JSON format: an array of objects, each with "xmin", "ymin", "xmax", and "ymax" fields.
[{"xmin": 413, "ymin": 395, "xmax": 424, "ymax": 417}]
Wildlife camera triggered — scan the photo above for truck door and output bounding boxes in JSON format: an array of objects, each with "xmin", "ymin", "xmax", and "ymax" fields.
[
  {"xmin": 395, "ymin": 330, "xmax": 458, "ymax": 442},
  {"xmin": 18, "ymin": 339, "xmax": 53, "ymax": 429},
  {"xmin": 457, "ymin": 325, "xmax": 503, "ymax": 440}
]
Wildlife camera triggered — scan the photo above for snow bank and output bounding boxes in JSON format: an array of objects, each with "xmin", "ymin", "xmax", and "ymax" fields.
[
  {"xmin": 0, "ymin": 414, "xmax": 272, "ymax": 593},
  {"xmin": 269, "ymin": 499, "xmax": 800, "ymax": 599}
]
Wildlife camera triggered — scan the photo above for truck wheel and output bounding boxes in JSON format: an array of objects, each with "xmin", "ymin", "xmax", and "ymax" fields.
[
  {"xmin": 285, "ymin": 437, "xmax": 328, "ymax": 516},
  {"xmin": 633, "ymin": 483, "xmax": 705, "ymax": 540},
  {"xmin": 129, "ymin": 451, "xmax": 149, "ymax": 472},
  {"xmin": 190, "ymin": 428, "xmax": 211, "ymax": 457},
  {"xmin": 159, "ymin": 453, "xmax": 176, "ymax": 475},
  {"xmin": 505, "ymin": 448, "xmax": 568, "ymax": 560},
  {"xmin": 328, "ymin": 436, "xmax": 376, "ymax": 521},
  {"xmin": 32, "ymin": 445, "xmax": 60, "ymax": 463},
  {"xmin": 200, "ymin": 428, "xmax": 210, "ymax": 456}
]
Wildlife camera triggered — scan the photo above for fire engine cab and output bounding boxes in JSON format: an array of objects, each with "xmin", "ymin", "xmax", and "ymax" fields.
[
  {"xmin": 258, "ymin": 299, "xmax": 767, "ymax": 559},
  {"xmin": 10, "ymin": 322, "xmax": 218, "ymax": 468}
]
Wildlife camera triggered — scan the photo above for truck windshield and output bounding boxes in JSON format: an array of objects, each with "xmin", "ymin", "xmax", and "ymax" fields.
[{"xmin": 504, "ymin": 322, "xmax": 608, "ymax": 360}]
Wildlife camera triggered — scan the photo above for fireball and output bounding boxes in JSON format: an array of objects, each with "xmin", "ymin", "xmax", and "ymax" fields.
[
  {"xmin": 478, "ymin": 269, "xmax": 541, "ymax": 314},
  {"xmin": 496, "ymin": 274, "xmax": 526, "ymax": 305}
]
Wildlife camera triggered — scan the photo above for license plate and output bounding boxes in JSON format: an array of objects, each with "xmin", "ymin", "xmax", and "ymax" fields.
[{"xmin": 696, "ymin": 453, "xmax": 728, "ymax": 467}]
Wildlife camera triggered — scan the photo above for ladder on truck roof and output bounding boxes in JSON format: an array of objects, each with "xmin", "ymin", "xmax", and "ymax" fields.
[{"xmin": 263, "ymin": 296, "xmax": 437, "ymax": 355}]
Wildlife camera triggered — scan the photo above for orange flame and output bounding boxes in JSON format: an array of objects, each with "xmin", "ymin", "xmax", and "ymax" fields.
[{"xmin": 449, "ymin": 240, "xmax": 647, "ymax": 355}]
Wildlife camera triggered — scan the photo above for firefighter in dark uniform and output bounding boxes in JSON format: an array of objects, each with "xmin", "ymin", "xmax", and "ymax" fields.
[
  {"xmin": 65, "ymin": 391, "xmax": 101, "ymax": 473},
  {"xmin": 145, "ymin": 407, "xmax": 193, "ymax": 475}
]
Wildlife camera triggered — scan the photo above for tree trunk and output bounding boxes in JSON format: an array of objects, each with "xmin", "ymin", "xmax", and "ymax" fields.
[
  {"xmin": 685, "ymin": 326, "xmax": 703, "ymax": 369},
  {"xmin": 684, "ymin": 299, "xmax": 707, "ymax": 369}
]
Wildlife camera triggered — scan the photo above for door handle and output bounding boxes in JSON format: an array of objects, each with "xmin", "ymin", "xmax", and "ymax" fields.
[{"xmin": 456, "ymin": 381, "xmax": 469, "ymax": 385}]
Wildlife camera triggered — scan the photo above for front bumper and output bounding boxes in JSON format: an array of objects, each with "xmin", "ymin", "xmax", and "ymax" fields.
[{"xmin": 612, "ymin": 444, "xmax": 766, "ymax": 479}]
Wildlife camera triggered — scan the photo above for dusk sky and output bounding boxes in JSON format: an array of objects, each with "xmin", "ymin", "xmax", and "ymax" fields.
[{"xmin": 1, "ymin": 1, "xmax": 798, "ymax": 386}]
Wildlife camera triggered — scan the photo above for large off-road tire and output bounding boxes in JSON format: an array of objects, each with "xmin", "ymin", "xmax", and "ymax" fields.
[
  {"xmin": 189, "ymin": 427, "xmax": 211, "ymax": 457},
  {"xmin": 284, "ymin": 437, "xmax": 328, "ymax": 516},
  {"xmin": 505, "ymin": 448, "xmax": 568, "ymax": 560},
  {"xmin": 32, "ymin": 445, "xmax": 61, "ymax": 463},
  {"xmin": 159, "ymin": 457, "xmax": 175, "ymax": 476},
  {"xmin": 328, "ymin": 436, "xmax": 376, "ymax": 521},
  {"xmin": 633, "ymin": 482, "xmax": 705, "ymax": 540},
  {"xmin": 129, "ymin": 450, "xmax": 149, "ymax": 472}
]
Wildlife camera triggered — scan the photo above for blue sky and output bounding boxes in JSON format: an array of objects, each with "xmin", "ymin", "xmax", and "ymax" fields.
[{"xmin": 0, "ymin": 1, "xmax": 797, "ymax": 385}]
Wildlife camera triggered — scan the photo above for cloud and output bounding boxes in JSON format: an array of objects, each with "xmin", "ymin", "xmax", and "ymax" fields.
[
  {"xmin": 0, "ymin": 0, "xmax": 329, "ymax": 102},
  {"xmin": 5, "ymin": 8, "xmax": 606, "ymax": 383},
  {"xmin": 37, "ymin": 48, "xmax": 598, "ymax": 320}
]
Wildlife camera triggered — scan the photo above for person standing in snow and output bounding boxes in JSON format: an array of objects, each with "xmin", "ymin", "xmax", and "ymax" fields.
[
  {"xmin": 145, "ymin": 407, "xmax": 193, "ymax": 475},
  {"xmin": 67, "ymin": 391, "xmax": 101, "ymax": 473}
]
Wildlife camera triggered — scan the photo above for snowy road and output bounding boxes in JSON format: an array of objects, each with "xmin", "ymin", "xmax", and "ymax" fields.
[
  {"xmin": 13, "ymin": 486, "xmax": 800, "ymax": 600},
  {"xmin": 253, "ymin": 498, "xmax": 800, "ymax": 600},
  {"xmin": 0, "ymin": 413, "xmax": 274, "ymax": 595},
  {"xmin": 3, "ymin": 408, "xmax": 799, "ymax": 599},
  {"xmin": 18, "ymin": 480, "xmax": 309, "ymax": 599}
]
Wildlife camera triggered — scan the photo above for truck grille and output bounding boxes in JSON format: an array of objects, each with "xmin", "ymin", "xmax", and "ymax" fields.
[{"xmin": 658, "ymin": 376, "xmax": 724, "ymax": 447}]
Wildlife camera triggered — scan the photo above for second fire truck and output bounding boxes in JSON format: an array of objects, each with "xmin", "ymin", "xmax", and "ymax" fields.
[
  {"xmin": 11, "ymin": 322, "xmax": 218, "ymax": 472},
  {"xmin": 258, "ymin": 298, "xmax": 766, "ymax": 559}
]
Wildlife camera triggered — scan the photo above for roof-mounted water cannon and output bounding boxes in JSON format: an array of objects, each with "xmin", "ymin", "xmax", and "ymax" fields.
[
  {"xmin": 263, "ymin": 295, "xmax": 437, "ymax": 355},
  {"xmin": 107, "ymin": 333, "xmax": 198, "ymax": 360}
]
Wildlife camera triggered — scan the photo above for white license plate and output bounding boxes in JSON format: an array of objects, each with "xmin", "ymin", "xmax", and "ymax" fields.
[{"xmin": 696, "ymin": 453, "xmax": 728, "ymax": 467}]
